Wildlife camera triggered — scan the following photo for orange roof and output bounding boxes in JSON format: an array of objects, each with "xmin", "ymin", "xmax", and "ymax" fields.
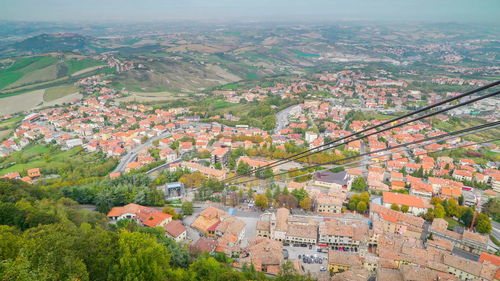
[
  {"xmin": 383, "ymin": 192, "xmax": 425, "ymax": 208},
  {"xmin": 479, "ymin": 252, "xmax": 500, "ymax": 266},
  {"xmin": 164, "ymin": 220, "xmax": 187, "ymax": 237},
  {"xmin": 137, "ymin": 211, "xmax": 172, "ymax": 227}
]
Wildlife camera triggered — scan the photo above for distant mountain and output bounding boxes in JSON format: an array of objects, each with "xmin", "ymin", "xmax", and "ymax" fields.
[{"xmin": 12, "ymin": 33, "xmax": 93, "ymax": 54}]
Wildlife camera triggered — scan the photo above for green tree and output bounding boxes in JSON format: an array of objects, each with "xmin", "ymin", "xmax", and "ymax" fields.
[
  {"xmin": 254, "ymin": 194, "xmax": 269, "ymax": 209},
  {"xmin": 356, "ymin": 201, "xmax": 367, "ymax": 213},
  {"xmin": 391, "ymin": 204, "xmax": 400, "ymax": 211},
  {"xmin": 181, "ymin": 201, "xmax": 194, "ymax": 216},
  {"xmin": 299, "ymin": 197, "xmax": 312, "ymax": 211},
  {"xmin": 236, "ymin": 161, "xmax": 252, "ymax": 176},
  {"xmin": 434, "ymin": 204, "xmax": 445, "ymax": 218},
  {"xmin": 400, "ymin": 205, "xmax": 409, "ymax": 213},
  {"xmin": 291, "ymin": 188, "xmax": 308, "ymax": 203},
  {"xmin": 445, "ymin": 198, "xmax": 458, "ymax": 217},
  {"xmin": 351, "ymin": 177, "xmax": 367, "ymax": 192},
  {"xmin": 461, "ymin": 208, "xmax": 474, "ymax": 227},
  {"xmin": 475, "ymin": 213, "xmax": 492, "ymax": 234},
  {"xmin": 111, "ymin": 231, "xmax": 171, "ymax": 281}
]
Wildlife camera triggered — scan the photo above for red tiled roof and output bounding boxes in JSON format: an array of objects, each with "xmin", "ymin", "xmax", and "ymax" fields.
[{"xmin": 164, "ymin": 220, "xmax": 187, "ymax": 238}]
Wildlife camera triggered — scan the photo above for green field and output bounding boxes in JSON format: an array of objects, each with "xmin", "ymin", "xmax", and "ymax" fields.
[
  {"xmin": 43, "ymin": 85, "xmax": 79, "ymax": 102},
  {"xmin": 65, "ymin": 59, "xmax": 105, "ymax": 74},
  {"xmin": 0, "ymin": 55, "xmax": 105, "ymax": 92},
  {"xmin": 0, "ymin": 144, "xmax": 117, "ymax": 181}
]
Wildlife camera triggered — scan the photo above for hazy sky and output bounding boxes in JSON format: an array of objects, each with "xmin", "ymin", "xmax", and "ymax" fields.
[{"xmin": 1, "ymin": 0, "xmax": 499, "ymax": 23}]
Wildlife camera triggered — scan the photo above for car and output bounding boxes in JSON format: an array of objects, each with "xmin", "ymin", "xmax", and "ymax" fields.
[
  {"xmin": 308, "ymin": 245, "xmax": 312, "ymax": 249},
  {"xmin": 302, "ymin": 258, "xmax": 307, "ymax": 263},
  {"xmin": 298, "ymin": 255, "xmax": 302, "ymax": 259},
  {"xmin": 293, "ymin": 244, "xmax": 300, "ymax": 247},
  {"xmin": 301, "ymin": 244, "xmax": 307, "ymax": 247},
  {"xmin": 320, "ymin": 267, "xmax": 327, "ymax": 272},
  {"xmin": 283, "ymin": 243, "xmax": 290, "ymax": 246}
]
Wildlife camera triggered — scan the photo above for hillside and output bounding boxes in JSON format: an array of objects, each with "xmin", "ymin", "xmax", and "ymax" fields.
[
  {"xmin": 0, "ymin": 54, "xmax": 106, "ymax": 92},
  {"xmin": 12, "ymin": 33, "xmax": 93, "ymax": 55}
]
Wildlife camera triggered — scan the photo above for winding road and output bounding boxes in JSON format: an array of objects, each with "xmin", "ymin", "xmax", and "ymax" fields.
[{"xmin": 274, "ymin": 104, "xmax": 301, "ymax": 133}]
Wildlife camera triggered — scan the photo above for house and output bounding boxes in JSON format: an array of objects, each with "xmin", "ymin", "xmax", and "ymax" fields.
[
  {"xmin": 164, "ymin": 220, "xmax": 187, "ymax": 242},
  {"xmin": 190, "ymin": 237, "xmax": 217, "ymax": 254},
  {"xmin": 429, "ymin": 218, "xmax": 490, "ymax": 255},
  {"xmin": 125, "ymin": 161, "xmax": 141, "ymax": 173},
  {"xmin": 382, "ymin": 192, "xmax": 431, "ymax": 216},
  {"xmin": 107, "ymin": 203, "xmax": 172, "ymax": 227},
  {"xmin": 211, "ymin": 147, "xmax": 230, "ymax": 167},
  {"xmin": 191, "ymin": 206, "xmax": 229, "ymax": 236},
  {"xmin": 328, "ymin": 251, "xmax": 362, "ymax": 273},
  {"xmin": 285, "ymin": 223, "xmax": 318, "ymax": 245},
  {"xmin": 27, "ymin": 168, "xmax": 41, "ymax": 178},
  {"xmin": 313, "ymin": 170, "xmax": 353, "ymax": 190},
  {"xmin": 315, "ymin": 195, "xmax": 343, "ymax": 214},
  {"xmin": 159, "ymin": 148, "xmax": 177, "ymax": 162},
  {"xmin": 319, "ymin": 219, "xmax": 369, "ymax": 250},
  {"xmin": 236, "ymin": 237, "xmax": 284, "ymax": 275}
]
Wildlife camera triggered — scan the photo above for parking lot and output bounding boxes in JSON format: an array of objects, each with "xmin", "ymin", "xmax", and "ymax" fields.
[{"xmin": 284, "ymin": 244, "xmax": 329, "ymax": 274}]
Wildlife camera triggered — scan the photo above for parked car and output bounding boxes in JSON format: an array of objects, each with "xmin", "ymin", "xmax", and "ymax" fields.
[
  {"xmin": 283, "ymin": 243, "xmax": 290, "ymax": 246},
  {"xmin": 320, "ymin": 266, "xmax": 327, "ymax": 272}
]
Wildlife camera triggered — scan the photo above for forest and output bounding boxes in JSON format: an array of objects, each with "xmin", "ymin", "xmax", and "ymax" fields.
[{"xmin": 0, "ymin": 178, "xmax": 314, "ymax": 281}]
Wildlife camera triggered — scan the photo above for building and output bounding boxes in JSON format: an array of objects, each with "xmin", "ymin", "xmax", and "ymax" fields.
[
  {"xmin": 237, "ymin": 237, "xmax": 284, "ymax": 275},
  {"xmin": 164, "ymin": 220, "xmax": 187, "ymax": 242},
  {"xmin": 328, "ymin": 250, "xmax": 362, "ymax": 273},
  {"xmin": 313, "ymin": 170, "xmax": 353, "ymax": 190},
  {"xmin": 211, "ymin": 147, "xmax": 230, "ymax": 167},
  {"xmin": 429, "ymin": 218, "xmax": 490, "ymax": 255},
  {"xmin": 107, "ymin": 203, "xmax": 172, "ymax": 227},
  {"xmin": 285, "ymin": 223, "xmax": 318, "ymax": 245},
  {"xmin": 157, "ymin": 182, "xmax": 185, "ymax": 200},
  {"xmin": 315, "ymin": 195, "xmax": 343, "ymax": 214},
  {"xmin": 318, "ymin": 219, "xmax": 369, "ymax": 251},
  {"xmin": 382, "ymin": 192, "xmax": 431, "ymax": 216},
  {"xmin": 191, "ymin": 206, "xmax": 229, "ymax": 236}
]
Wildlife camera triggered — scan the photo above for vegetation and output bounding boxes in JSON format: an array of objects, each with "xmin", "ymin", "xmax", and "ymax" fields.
[
  {"xmin": 62, "ymin": 174, "xmax": 165, "ymax": 213},
  {"xmin": 347, "ymin": 192, "xmax": 370, "ymax": 213},
  {"xmin": 43, "ymin": 85, "xmax": 79, "ymax": 102},
  {"xmin": 0, "ymin": 178, "xmax": 313, "ymax": 281}
]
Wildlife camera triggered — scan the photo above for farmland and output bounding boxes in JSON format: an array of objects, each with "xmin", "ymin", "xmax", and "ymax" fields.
[{"xmin": 43, "ymin": 85, "xmax": 79, "ymax": 102}]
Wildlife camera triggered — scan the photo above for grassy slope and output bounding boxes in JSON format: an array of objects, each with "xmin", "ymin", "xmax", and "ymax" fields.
[
  {"xmin": 65, "ymin": 59, "xmax": 106, "ymax": 74},
  {"xmin": 0, "ymin": 56, "xmax": 58, "ymax": 90},
  {"xmin": 43, "ymin": 85, "xmax": 79, "ymax": 102},
  {"xmin": 0, "ymin": 145, "xmax": 83, "ymax": 175}
]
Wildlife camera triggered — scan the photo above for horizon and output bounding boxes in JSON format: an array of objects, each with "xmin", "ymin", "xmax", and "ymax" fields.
[{"xmin": 1, "ymin": 0, "xmax": 500, "ymax": 24}]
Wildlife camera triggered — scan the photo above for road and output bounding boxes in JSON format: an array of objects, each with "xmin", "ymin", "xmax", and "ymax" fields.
[
  {"xmin": 112, "ymin": 131, "xmax": 173, "ymax": 173},
  {"xmin": 492, "ymin": 221, "xmax": 500, "ymax": 242},
  {"xmin": 274, "ymin": 104, "xmax": 301, "ymax": 133}
]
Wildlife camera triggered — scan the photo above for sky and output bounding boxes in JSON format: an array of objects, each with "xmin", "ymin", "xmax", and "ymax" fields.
[{"xmin": 1, "ymin": 0, "xmax": 499, "ymax": 23}]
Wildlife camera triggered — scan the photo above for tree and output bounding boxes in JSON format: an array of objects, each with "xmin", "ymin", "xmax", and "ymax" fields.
[
  {"xmin": 254, "ymin": 194, "xmax": 269, "ymax": 209},
  {"xmin": 356, "ymin": 201, "xmax": 367, "ymax": 213},
  {"xmin": 390, "ymin": 204, "xmax": 400, "ymax": 211},
  {"xmin": 179, "ymin": 172, "xmax": 206, "ymax": 188},
  {"xmin": 400, "ymin": 205, "xmax": 409, "ymax": 213},
  {"xmin": 351, "ymin": 177, "xmax": 367, "ymax": 192},
  {"xmin": 430, "ymin": 197, "xmax": 442, "ymax": 206},
  {"xmin": 110, "ymin": 231, "xmax": 171, "ymax": 281},
  {"xmin": 475, "ymin": 213, "xmax": 492, "ymax": 234},
  {"xmin": 236, "ymin": 161, "xmax": 252, "ymax": 176},
  {"xmin": 291, "ymin": 188, "xmax": 308, "ymax": 203},
  {"xmin": 445, "ymin": 198, "xmax": 458, "ymax": 217},
  {"xmin": 299, "ymin": 197, "xmax": 312, "ymax": 211},
  {"xmin": 483, "ymin": 197, "xmax": 500, "ymax": 222},
  {"xmin": 163, "ymin": 206, "xmax": 182, "ymax": 220},
  {"xmin": 181, "ymin": 201, "xmax": 193, "ymax": 216},
  {"xmin": 423, "ymin": 208, "xmax": 435, "ymax": 221},
  {"xmin": 461, "ymin": 208, "xmax": 474, "ymax": 227},
  {"xmin": 434, "ymin": 204, "xmax": 445, "ymax": 218}
]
